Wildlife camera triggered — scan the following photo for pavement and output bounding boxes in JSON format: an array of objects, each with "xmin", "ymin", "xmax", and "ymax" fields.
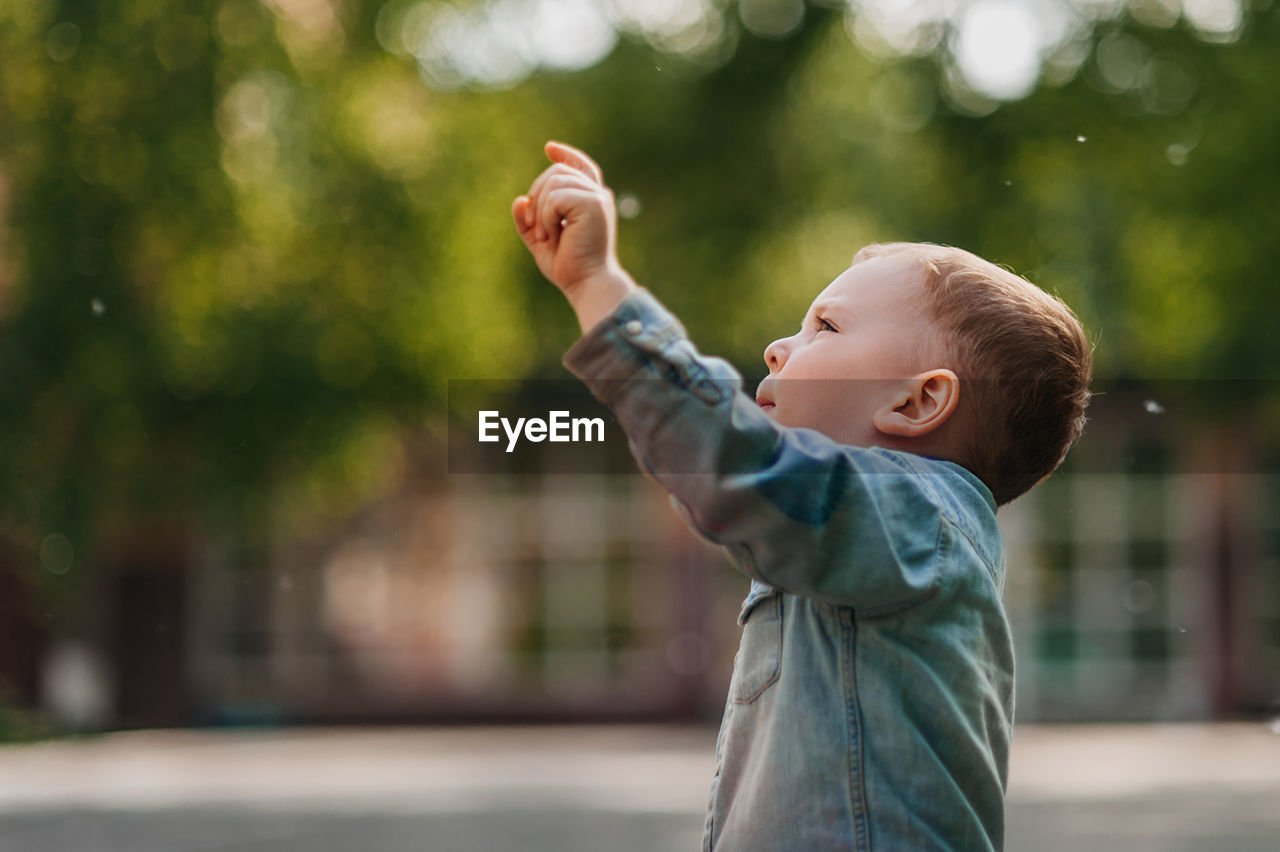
[{"xmin": 0, "ymin": 722, "xmax": 1277, "ymax": 851}]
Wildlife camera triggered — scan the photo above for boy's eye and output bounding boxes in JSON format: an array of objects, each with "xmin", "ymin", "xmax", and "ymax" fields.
[{"xmin": 816, "ymin": 318, "xmax": 837, "ymax": 333}]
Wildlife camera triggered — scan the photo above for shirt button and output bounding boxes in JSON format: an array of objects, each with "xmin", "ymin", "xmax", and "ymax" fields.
[
  {"xmin": 623, "ymin": 319, "xmax": 643, "ymax": 336},
  {"xmin": 694, "ymin": 378, "xmax": 722, "ymax": 404}
]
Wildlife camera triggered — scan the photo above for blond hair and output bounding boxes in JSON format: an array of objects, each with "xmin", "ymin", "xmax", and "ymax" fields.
[{"xmin": 853, "ymin": 242, "xmax": 1092, "ymax": 505}]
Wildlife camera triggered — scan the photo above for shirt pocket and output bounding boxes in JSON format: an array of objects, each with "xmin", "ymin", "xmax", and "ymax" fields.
[{"xmin": 730, "ymin": 583, "xmax": 782, "ymax": 704}]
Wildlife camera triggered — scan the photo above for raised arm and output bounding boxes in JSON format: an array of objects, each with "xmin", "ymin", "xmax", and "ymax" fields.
[{"xmin": 513, "ymin": 143, "xmax": 961, "ymax": 611}]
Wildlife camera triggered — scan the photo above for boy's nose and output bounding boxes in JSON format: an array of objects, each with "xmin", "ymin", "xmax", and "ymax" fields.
[{"xmin": 764, "ymin": 337, "xmax": 790, "ymax": 373}]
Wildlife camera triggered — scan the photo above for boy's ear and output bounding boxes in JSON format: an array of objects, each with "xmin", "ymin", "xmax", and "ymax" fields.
[{"xmin": 872, "ymin": 370, "xmax": 960, "ymax": 438}]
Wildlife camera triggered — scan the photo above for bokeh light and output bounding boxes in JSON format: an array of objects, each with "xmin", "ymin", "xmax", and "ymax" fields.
[{"xmin": 953, "ymin": 0, "xmax": 1044, "ymax": 101}]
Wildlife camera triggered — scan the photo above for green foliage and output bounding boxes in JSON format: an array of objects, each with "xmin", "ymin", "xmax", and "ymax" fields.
[{"xmin": 1, "ymin": 0, "xmax": 1277, "ymax": 611}]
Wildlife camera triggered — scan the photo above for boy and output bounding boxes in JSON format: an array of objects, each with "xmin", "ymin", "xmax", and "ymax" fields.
[{"xmin": 512, "ymin": 142, "xmax": 1091, "ymax": 851}]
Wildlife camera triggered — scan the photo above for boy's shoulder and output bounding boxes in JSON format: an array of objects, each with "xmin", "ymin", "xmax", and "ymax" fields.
[
  {"xmin": 864, "ymin": 447, "xmax": 1003, "ymax": 567},
  {"xmin": 754, "ymin": 431, "xmax": 998, "ymax": 540},
  {"xmin": 820, "ymin": 442, "xmax": 995, "ymax": 513},
  {"xmin": 878, "ymin": 449, "xmax": 995, "ymax": 510}
]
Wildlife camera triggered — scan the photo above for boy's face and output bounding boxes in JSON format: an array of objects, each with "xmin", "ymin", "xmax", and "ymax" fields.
[{"xmin": 756, "ymin": 253, "xmax": 941, "ymax": 447}]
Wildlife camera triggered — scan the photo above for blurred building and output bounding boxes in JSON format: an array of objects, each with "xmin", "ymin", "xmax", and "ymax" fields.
[
  {"xmin": 3, "ymin": 389, "xmax": 1278, "ymax": 730},
  {"xmin": 181, "ymin": 472, "xmax": 742, "ymax": 726}
]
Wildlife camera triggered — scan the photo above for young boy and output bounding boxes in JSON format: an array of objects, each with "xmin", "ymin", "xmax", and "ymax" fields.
[{"xmin": 512, "ymin": 142, "xmax": 1091, "ymax": 851}]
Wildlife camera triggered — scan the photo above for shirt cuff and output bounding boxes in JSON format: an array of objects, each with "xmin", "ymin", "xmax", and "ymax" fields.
[{"xmin": 561, "ymin": 288, "xmax": 693, "ymax": 404}]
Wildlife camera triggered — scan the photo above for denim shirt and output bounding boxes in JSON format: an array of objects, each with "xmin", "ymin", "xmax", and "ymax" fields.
[{"xmin": 564, "ymin": 290, "xmax": 1014, "ymax": 851}]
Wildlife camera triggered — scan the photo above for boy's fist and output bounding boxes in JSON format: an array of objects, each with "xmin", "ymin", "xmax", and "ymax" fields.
[{"xmin": 513, "ymin": 142, "xmax": 635, "ymax": 332}]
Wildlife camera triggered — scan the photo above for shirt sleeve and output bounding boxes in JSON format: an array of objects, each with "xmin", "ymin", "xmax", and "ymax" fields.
[{"xmin": 563, "ymin": 288, "xmax": 948, "ymax": 613}]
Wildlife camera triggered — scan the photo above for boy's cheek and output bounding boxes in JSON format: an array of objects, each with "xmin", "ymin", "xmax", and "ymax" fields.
[
  {"xmin": 785, "ymin": 398, "xmax": 870, "ymax": 445},
  {"xmin": 770, "ymin": 399, "xmax": 809, "ymax": 430}
]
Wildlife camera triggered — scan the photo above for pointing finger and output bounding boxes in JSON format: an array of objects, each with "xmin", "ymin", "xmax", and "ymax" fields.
[{"xmin": 545, "ymin": 140, "xmax": 604, "ymax": 184}]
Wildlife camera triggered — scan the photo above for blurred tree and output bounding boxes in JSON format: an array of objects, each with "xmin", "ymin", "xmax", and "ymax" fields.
[
  {"xmin": 1, "ymin": 0, "xmax": 1277, "ymax": 634},
  {"xmin": 0, "ymin": 0, "xmax": 546, "ymax": 619}
]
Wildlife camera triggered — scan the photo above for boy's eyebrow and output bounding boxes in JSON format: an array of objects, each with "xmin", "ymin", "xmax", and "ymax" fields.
[{"xmin": 810, "ymin": 299, "xmax": 851, "ymax": 320}]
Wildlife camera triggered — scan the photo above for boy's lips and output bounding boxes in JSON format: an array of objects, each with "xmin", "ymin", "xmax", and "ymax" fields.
[{"xmin": 755, "ymin": 380, "xmax": 776, "ymax": 411}]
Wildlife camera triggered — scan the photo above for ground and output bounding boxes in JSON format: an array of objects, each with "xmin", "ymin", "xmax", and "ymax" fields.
[{"xmin": 1, "ymin": 723, "xmax": 1277, "ymax": 851}]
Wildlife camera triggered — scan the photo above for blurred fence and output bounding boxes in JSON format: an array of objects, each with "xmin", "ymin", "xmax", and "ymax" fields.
[{"xmin": 1005, "ymin": 471, "xmax": 1280, "ymax": 722}]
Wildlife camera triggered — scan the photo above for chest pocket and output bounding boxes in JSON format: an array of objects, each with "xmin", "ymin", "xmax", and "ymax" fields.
[{"xmin": 730, "ymin": 583, "xmax": 782, "ymax": 704}]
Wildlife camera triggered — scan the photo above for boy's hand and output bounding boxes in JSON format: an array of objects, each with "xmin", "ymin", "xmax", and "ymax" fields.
[{"xmin": 513, "ymin": 141, "xmax": 635, "ymax": 334}]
